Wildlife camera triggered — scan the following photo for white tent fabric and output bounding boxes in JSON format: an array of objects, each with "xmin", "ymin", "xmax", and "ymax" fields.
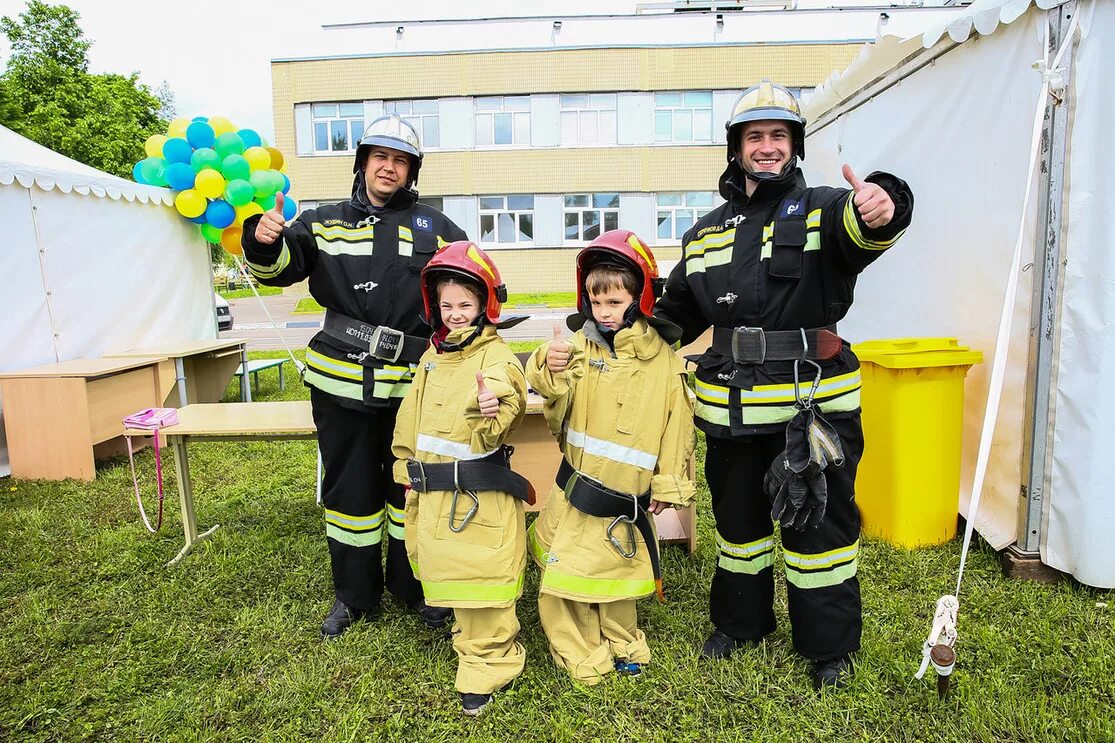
[
  {"xmin": 802, "ymin": 0, "xmax": 1114, "ymax": 587},
  {"xmin": 0, "ymin": 125, "xmax": 215, "ymax": 476}
]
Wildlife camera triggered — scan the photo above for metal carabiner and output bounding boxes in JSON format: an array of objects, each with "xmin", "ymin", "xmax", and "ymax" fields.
[
  {"xmin": 793, "ymin": 350, "xmax": 823, "ymax": 410},
  {"xmin": 607, "ymin": 514, "xmax": 638, "ymax": 559},
  {"xmin": 448, "ymin": 460, "xmax": 479, "ymax": 533}
]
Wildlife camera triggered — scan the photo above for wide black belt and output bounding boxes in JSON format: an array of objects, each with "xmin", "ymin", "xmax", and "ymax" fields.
[
  {"xmin": 711, "ymin": 325, "xmax": 841, "ymax": 365},
  {"xmin": 555, "ymin": 459, "xmax": 664, "ymax": 602},
  {"xmin": 406, "ymin": 445, "xmax": 536, "ymax": 506},
  {"xmin": 323, "ymin": 309, "xmax": 428, "ymax": 364}
]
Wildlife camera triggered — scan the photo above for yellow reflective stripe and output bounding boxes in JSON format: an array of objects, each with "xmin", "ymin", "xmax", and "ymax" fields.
[
  {"xmin": 786, "ymin": 560, "xmax": 858, "ymax": 589},
  {"xmin": 387, "ymin": 502, "xmax": 406, "ymax": 539},
  {"xmin": 694, "ymin": 399, "xmax": 730, "ymax": 426},
  {"xmin": 694, "ymin": 390, "xmax": 861, "ymax": 427},
  {"xmin": 312, "ymin": 224, "xmax": 376, "ymax": 257},
  {"xmin": 373, "ymin": 365, "xmax": 414, "ymax": 382},
  {"xmin": 784, "ymin": 540, "xmax": 859, "ymax": 570},
  {"xmin": 760, "ymin": 228, "xmax": 820, "ymax": 261},
  {"xmin": 398, "ymin": 225, "xmax": 413, "ymax": 241},
  {"xmin": 718, "ymin": 551, "xmax": 774, "ymax": 575},
  {"xmin": 685, "ymin": 229, "xmax": 735, "ymax": 277},
  {"xmin": 842, "ymin": 197, "xmax": 902, "ymax": 251},
  {"xmin": 694, "ymin": 378, "xmax": 729, "ymax": 404},
  {"xmin": 303, "ymin": 368, "xmax": 363, "ymax": 401},
  {"xmin": 307, "ymin": 349, "xmax": 362, "ymax": 381},
  {"xmin": 541, "ymin": 568, "xmax": 655, "ymax": 599},
  {"xmin": 312, "ymin": 224, "xmax": 376, "ymax": 242},
  {"xmin": 421, "ymin": 572, "xmax": 524, "ymax": 603},
  {"xmin": 437, "ymin": 235, "xmax": 450, "ymax": 249},
  {"xmin": 806, "ymin": 208, "xmax": 821, "ymax": 229},
  {"xmin": 717, "ymin": 532, "xmax": 774, "ymax": 557},
  {"xmin": 325, "ymin": 507, "xmax": 384, "ymax": 531},
  {"xmin": 372, "ymin": 380, "xmax": 412, "ymax": 399},
  {"xmin": 327, "ymin": 523, "xmax": 382, "ymax": 547},
  {"xmin": 716, "ymin": 532, "xmax": 776, "ymax": 574},
  {"xmin": 246, "ymin": 244, "xmax": 290, "ymax": 279},
  {"xmin": 388, "ymin": 503, "xmax": 406, "ymax": 521},
  {"xmin": 686, "ymin": 229, "xmax": 735, "ymax": 256},
  {"xmin": 696, "ymin": 371, "xmax": 861, "ymax": 405},
  {"xmin": 528, "ymin": 521, "xmax": 550, "ymax": 566}
]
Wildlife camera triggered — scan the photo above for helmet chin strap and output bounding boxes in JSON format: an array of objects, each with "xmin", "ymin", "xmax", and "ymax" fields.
[{"xmin": 741, "ymin": 155, "xmax": 799, "ymax": 183}]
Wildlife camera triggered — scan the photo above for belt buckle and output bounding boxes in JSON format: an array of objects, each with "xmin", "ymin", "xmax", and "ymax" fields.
[
  {"xmin": 369, "ymin": 326, "xmax": 404, "ymax": 363},
  {"xmin": 407, "ymin": 459, "xmax": 427, "ymax": 492},
  {"xmin": 732, "ymin": 326, "xmax": 766, "ymax": 365}
]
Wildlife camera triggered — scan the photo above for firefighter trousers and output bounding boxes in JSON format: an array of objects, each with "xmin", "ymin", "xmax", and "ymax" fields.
[
  {"xmin": 704, "ymin": 414, "xmax": 865, "ymax": 661},
  {"xmin": 538, "ymin": 593, "xmax": 650, "ymax": 685},
  {"xmin": 453, "ymin": 605, "xmax": 526, "ymax": 694},
  {"xmin": 311, "ymin": 388, "xmax": 422, "ymax": 612}
]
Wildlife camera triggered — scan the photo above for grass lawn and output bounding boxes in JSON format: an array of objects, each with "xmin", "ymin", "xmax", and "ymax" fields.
[
  {"xmin": 293, "ymin": 297, "xmax": 324, "ymax": 315},
  {"xmin": 1, "ymin": 352, "xmax": 1112, "ymax": 741},
  {"xmin": 218, "ymin": 286, "xmax": 282, "ymax": 300}
]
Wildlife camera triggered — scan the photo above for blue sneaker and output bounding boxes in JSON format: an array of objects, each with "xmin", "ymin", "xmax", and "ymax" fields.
[{"xmin": 614, "ymin": 659, "xmax": 643, "ymax": 676}]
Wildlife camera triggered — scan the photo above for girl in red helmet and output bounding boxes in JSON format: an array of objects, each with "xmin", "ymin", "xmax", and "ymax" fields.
[
  {"xmin": 525, "ymin": 229, "xmax": 696, "ymax": 684},
  {"xmin": 390, "ymin": 241, "xmax": 532, "ymax": 717}
]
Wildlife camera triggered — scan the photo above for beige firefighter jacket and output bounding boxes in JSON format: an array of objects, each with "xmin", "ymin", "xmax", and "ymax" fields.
[
  {"xmin": 525, "ymin": 317, "xmax": 695, "ymax": 603},
  {"xmin": 392, "ymin": 325, "xmax": 528, "ymax": 609}
]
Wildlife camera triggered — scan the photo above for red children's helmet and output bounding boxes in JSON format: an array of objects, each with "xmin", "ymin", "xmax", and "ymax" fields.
[
  {"xmin": 420, "ymin": 241, "xmax": 508, "ymax": 327},
  {"xmin": 575, "ymin": 230, "xmax": 663, "ymax": 318}
]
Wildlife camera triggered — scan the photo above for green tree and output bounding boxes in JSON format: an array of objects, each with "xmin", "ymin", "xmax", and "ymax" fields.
[{"xmin": 0, "ymin": 1, "xmax": 171, "ymax": 178}]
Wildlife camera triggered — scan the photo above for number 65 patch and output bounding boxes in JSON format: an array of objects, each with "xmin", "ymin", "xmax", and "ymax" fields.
[{"xmin": 414, "ymin": 216, "xmax": 432, "ymax": 231}]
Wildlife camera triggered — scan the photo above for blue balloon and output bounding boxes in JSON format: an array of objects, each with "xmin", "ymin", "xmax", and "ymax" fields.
[
  {"xmin": 280, "ymin": 174, "xmax": 291, "ymax": 194},
  {"xmin": 192, "ymin": 115, "xmax": 209, "ymax": 122},
  {"xmin": 186, "ymin": 121, "xmax": 215, "ymax": 150},
  {"xmin": 237, "ymin": 128, "xmax": 262, "ymax": 148},
  {"xmin": 205, "ymin": 199, "xmax": 236, "ymax": 229},
  {"xmin": 165, "ymin": 162, "xmax": 197, "ymax": 191},
  {"xmin": 188, "ymin": 213, "xmax": 208, "ymax": 225},
  {"xmin": 281, "ymin": 196, "xmax": 297, "ymax": 220},
  {"xmin": 132, "ymin": 161, "xmax": 146, "ymax": 184},
  {"xmin": 163, "ymin": 137, "xmax": 193, "ymax": 165}
]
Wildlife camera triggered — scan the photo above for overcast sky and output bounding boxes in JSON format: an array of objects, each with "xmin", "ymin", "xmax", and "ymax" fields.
[{"xmin": 0, "ymin": 0, "xmax": 640, "ymax": 141}]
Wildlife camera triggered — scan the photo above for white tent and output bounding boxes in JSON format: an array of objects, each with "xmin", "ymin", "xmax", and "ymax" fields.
[
  {"xmin": 0, "ymin": 125, "xmax": 216, "ymax": 476},
  {"xmin": 801, "ymin": 0, "xmax": 1112, "ymax": 587}
]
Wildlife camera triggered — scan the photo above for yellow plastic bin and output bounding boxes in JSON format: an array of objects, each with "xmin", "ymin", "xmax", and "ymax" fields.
[{"xmin": 851, "ymin": 338, "xmax": 983, "ymax": 548}]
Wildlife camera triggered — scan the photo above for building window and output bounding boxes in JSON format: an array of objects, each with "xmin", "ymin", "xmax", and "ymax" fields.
[
  {"xmin": 564, "ymin": 193, "xmax": 620, "ymax": 242},
  {"xmin": 654, "ymin": 92, "xmax": 713, "ymax": 143},
  {"xmin": 559, "ymin": 94, "xmax": 617, "ymax": 145},
  {"xmin": 312, "ymin": 103, "xmax": 364, "ymax": 153},
  {"xmin": 479, "ymin": 195, "xmax": 534, "ymax": 244},
  {"xmin": 417, "ymin": 196, "xmax": 444, "ymax": 212},
  {"xmin": 657, "ymin": 192, "xmax": 715, "ymax": 240},
  {"xmin": 475, "ymin": 96, "xmax": 530, "ymax": 146},
  {"xmin": 383, "ymin": 99, "xmax": 440, "ymax": 149}
]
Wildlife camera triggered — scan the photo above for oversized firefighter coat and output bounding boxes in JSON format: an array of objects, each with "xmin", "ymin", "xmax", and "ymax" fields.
[
  {"xmin": 391, "ymin": 325, "xmax": 528, "ymax": 609},
  {"xmin": 654, "ymin": 165, "xmax": 913, "ymax": 438},
  {"xmin": 525, "ymin": 318, "xmax": 696, "ymax": 603}
]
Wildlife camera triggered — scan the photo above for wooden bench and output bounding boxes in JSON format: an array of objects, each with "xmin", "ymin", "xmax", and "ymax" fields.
[{"xmin": 231, "ymin": 358, "xmax": 293, "ymax": 397}]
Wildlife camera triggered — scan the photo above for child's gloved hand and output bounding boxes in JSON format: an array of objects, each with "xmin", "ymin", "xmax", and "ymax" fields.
[
  {"xmin": 547, "ymin": 323, "xmax": 571, "ymax": 373},
  {"xmin": 476, "ymin": 372, "xmax": 499, "ymax": 419}
]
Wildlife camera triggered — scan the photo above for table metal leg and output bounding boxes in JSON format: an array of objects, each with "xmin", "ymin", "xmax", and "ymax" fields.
[
  {"xmin": 166, "ymin": 436, "xmax": 219, "ymax": 566},
  {"xmin": 240, "ymin": 345, "xmax": 252, "ymax": 403},
  {"xmin": 279, "ymin": 364, "xmax": 285, "ymax": 391},
  {"xmin": 174, "ymin": 357, "xmax": 189, "ymax": 406}
]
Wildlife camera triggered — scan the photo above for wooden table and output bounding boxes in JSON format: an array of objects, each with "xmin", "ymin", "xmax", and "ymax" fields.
[
  {"xmin": 124, "ymin": 401, "xmax": 316, "ymax": 565},
  {"xmin": 232, "ymin": 358, "xmax": 293, "ymax": 398},
  {"xmin": 0, "ymin": 357, "xmax": 167, "ymax": 480},
  {"xmin": 105, "ymin": 338, "xmax": 251, "ymax": 406}
]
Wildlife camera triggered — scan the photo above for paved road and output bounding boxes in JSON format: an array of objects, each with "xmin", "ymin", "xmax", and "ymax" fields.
[{"xmin": 220, "ymin": 292, "xmax": 573, "ymax": 352}]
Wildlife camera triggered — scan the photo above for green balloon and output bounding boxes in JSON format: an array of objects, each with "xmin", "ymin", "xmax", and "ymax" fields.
[
  {"xmin": 256, "ymin": 194, "xmax": 277, "ymax": 211},
  {"xmin": 190, "ymin": 148, "xmax": 221, "ymax": 172},
  {"xmin": 249, "ymin": 170, "xmax": 277, "ymax": 198},
  {"xmin": 220, "ymin": 154, "xmax": 251, "ymax": 182},
  {"xmin": 266, "ymin": 169, "xmax": 285, "ymax": 192},
  {"xmin": 138, "ymin": 157, "xmax": 168, "ymax": 186},
  {"xmin": 200, "ymin": 224, "xmax": 224, "ymax": 243},
  {"xmin": 224, "ymin": 179, "xmax": 255, "ymax": 207},
  {"xmin": 214, "ymin": 132, "xmax": 245, "ymax": 159}
]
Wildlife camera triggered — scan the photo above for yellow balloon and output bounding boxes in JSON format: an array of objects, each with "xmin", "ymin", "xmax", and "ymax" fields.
[
  {"xmin": 144, "ymin": 134, "xmax": 168, "ymax": 159},
  {"xmin": 233, "ymin": 201, "xmax": 264, "ymax": 227},
  {"xmin": 243, "ymin": 146, "xmax": 271, "ymax": 171},
  {"xmin": 168, "ymin": 118, "xmax": 190, "ymax": 138},
  {"xmin": 220, "ymin": 226, "xmax": 243, "ymax": 256},
  {"xmin": 264, "ymin": 147, "xmax": 284, "ymax": 170},
  {"xmin": 209, "ymin": 116, "xmax": 236, "ymax": 136},
  {"xmin": 174, "ymin": 189, "xmax": 206, "ymax": 219},
  {"xmin": 195, "ymin": 169, "xmax": 227, "ymax": 199}
]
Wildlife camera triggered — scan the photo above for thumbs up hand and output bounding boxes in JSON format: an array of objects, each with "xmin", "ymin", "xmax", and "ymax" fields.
[
  {"xmin": 842, "ymin": 164, "xmax": 895, "ymax": 229},
  {"xmin": 254, "ymin": 192, "xmax": 287, "ymax": 245},
  {"xmin": 476, "ymin": 371, "xmax": 499, "ymax": 419},
  {"xmin": 547, "ymin": 323, "xmax": 571, "ymax": 374}
]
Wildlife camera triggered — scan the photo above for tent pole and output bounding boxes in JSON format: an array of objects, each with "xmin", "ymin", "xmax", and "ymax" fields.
[
  {"xmin": 1016, "ymin": 2, "xmax": 1077, "ymax": 557},
  {"xmin": 26, "ymin": 188, "xmax": 61, "ymax": 362}
]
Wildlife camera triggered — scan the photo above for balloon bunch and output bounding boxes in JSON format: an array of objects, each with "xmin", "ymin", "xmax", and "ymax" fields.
[{"xmin": 132, "ymin": 116, "xmax": 297, "ymax": 255}]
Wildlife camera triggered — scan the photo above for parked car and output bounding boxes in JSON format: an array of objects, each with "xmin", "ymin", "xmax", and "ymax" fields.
[{"xmin": 215, "ymin": 292, "xmax": 234, "ymax": 331}]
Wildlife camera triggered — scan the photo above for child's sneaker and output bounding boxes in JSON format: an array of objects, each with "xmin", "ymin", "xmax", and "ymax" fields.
[
  {"xmin": 459, "ymin": 692, "xmax": 493, "ymax": 716},
  {"xmin": 614, "ymin": 659, "xmax": 643, "ymax": 677}
]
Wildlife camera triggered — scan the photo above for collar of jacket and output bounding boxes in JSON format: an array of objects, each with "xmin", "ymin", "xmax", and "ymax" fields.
[
  {"xmin": 718, "ymin": 160, "xmax": 806, "ymax": 206},
  {"xmin": 437, "ymin": 324, "xmax": 499, "ymax": 358},
  {"xmin": 583, "ymin": 317, "xmax": 664, "ymax": 361},
  {"xmin": 349, "ymin": 171, "xmax": 419, "ymax": 212}
]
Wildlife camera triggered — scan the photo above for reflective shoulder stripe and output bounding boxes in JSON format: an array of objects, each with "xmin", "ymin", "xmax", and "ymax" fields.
[
  {"xmin": 304, "ymin": 368, "xmax": 363, "ymax": 401},
  {"xmin": 421, "ymin": 572, "xmax": 524, "ymax": 604},
  {"xmin": 312, "ymin": 223, "xmax": 376, "ymax": 242},
  {"xmin": 246, "ymin": 243, "xmax": 291, "ymax": 279},
  {"xmin": 685, "ymin": 228, "xmax": 735, "ymax": 277},
  {"xmin": 312, "ymin": 223, "xmax": 376, "ymax": 256},
  {"xmin": 398, "ymin": 225, "xmax": 414, "ymax": 242},
  {"xmin": 437, "ymin": 235, "xmax": 450, "ymax": 249},
  {"xmin": 565, "ymin": 428, "xmax": 658, "ymax": 471},
  {"xmin": 842, "ymin": 197, "xmax": 903, "ymax": 251},
  {"xmin": 806, "ymin": 208, "xmax": 822, "ymax": 229},
  {"xmin": 398, "ymin": 225, "xmax": 414, "ymax": 257},
  {"xmin": 416, "ymin": 434, "xmax": 498, "ymax": 461},
  {"xmin": 541, "ymin": 567, "xmax": 655, "ymax": 599},
  {"xmin": 307, "ymin": 349, "xmax": 362, "ymax": 381}
]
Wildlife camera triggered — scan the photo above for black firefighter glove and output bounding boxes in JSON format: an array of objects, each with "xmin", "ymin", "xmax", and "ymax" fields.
[{"xmin": 764, "ymin": 406, "xmax": 845, "ymax": 530}]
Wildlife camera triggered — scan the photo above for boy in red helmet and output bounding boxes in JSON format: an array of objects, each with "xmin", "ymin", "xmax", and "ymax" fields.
[
  {"xmin": 526, "ymin": 229, "xmax": 696, "ymax": 685},
  {"xmin": 391, "ymin": 241, "xmax": 533, "ymax": 717}
]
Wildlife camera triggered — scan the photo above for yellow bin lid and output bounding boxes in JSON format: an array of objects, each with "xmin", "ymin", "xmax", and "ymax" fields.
[{"xmin": 852, "ymin": 337, "xmax": 984, "ymax": 369}]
